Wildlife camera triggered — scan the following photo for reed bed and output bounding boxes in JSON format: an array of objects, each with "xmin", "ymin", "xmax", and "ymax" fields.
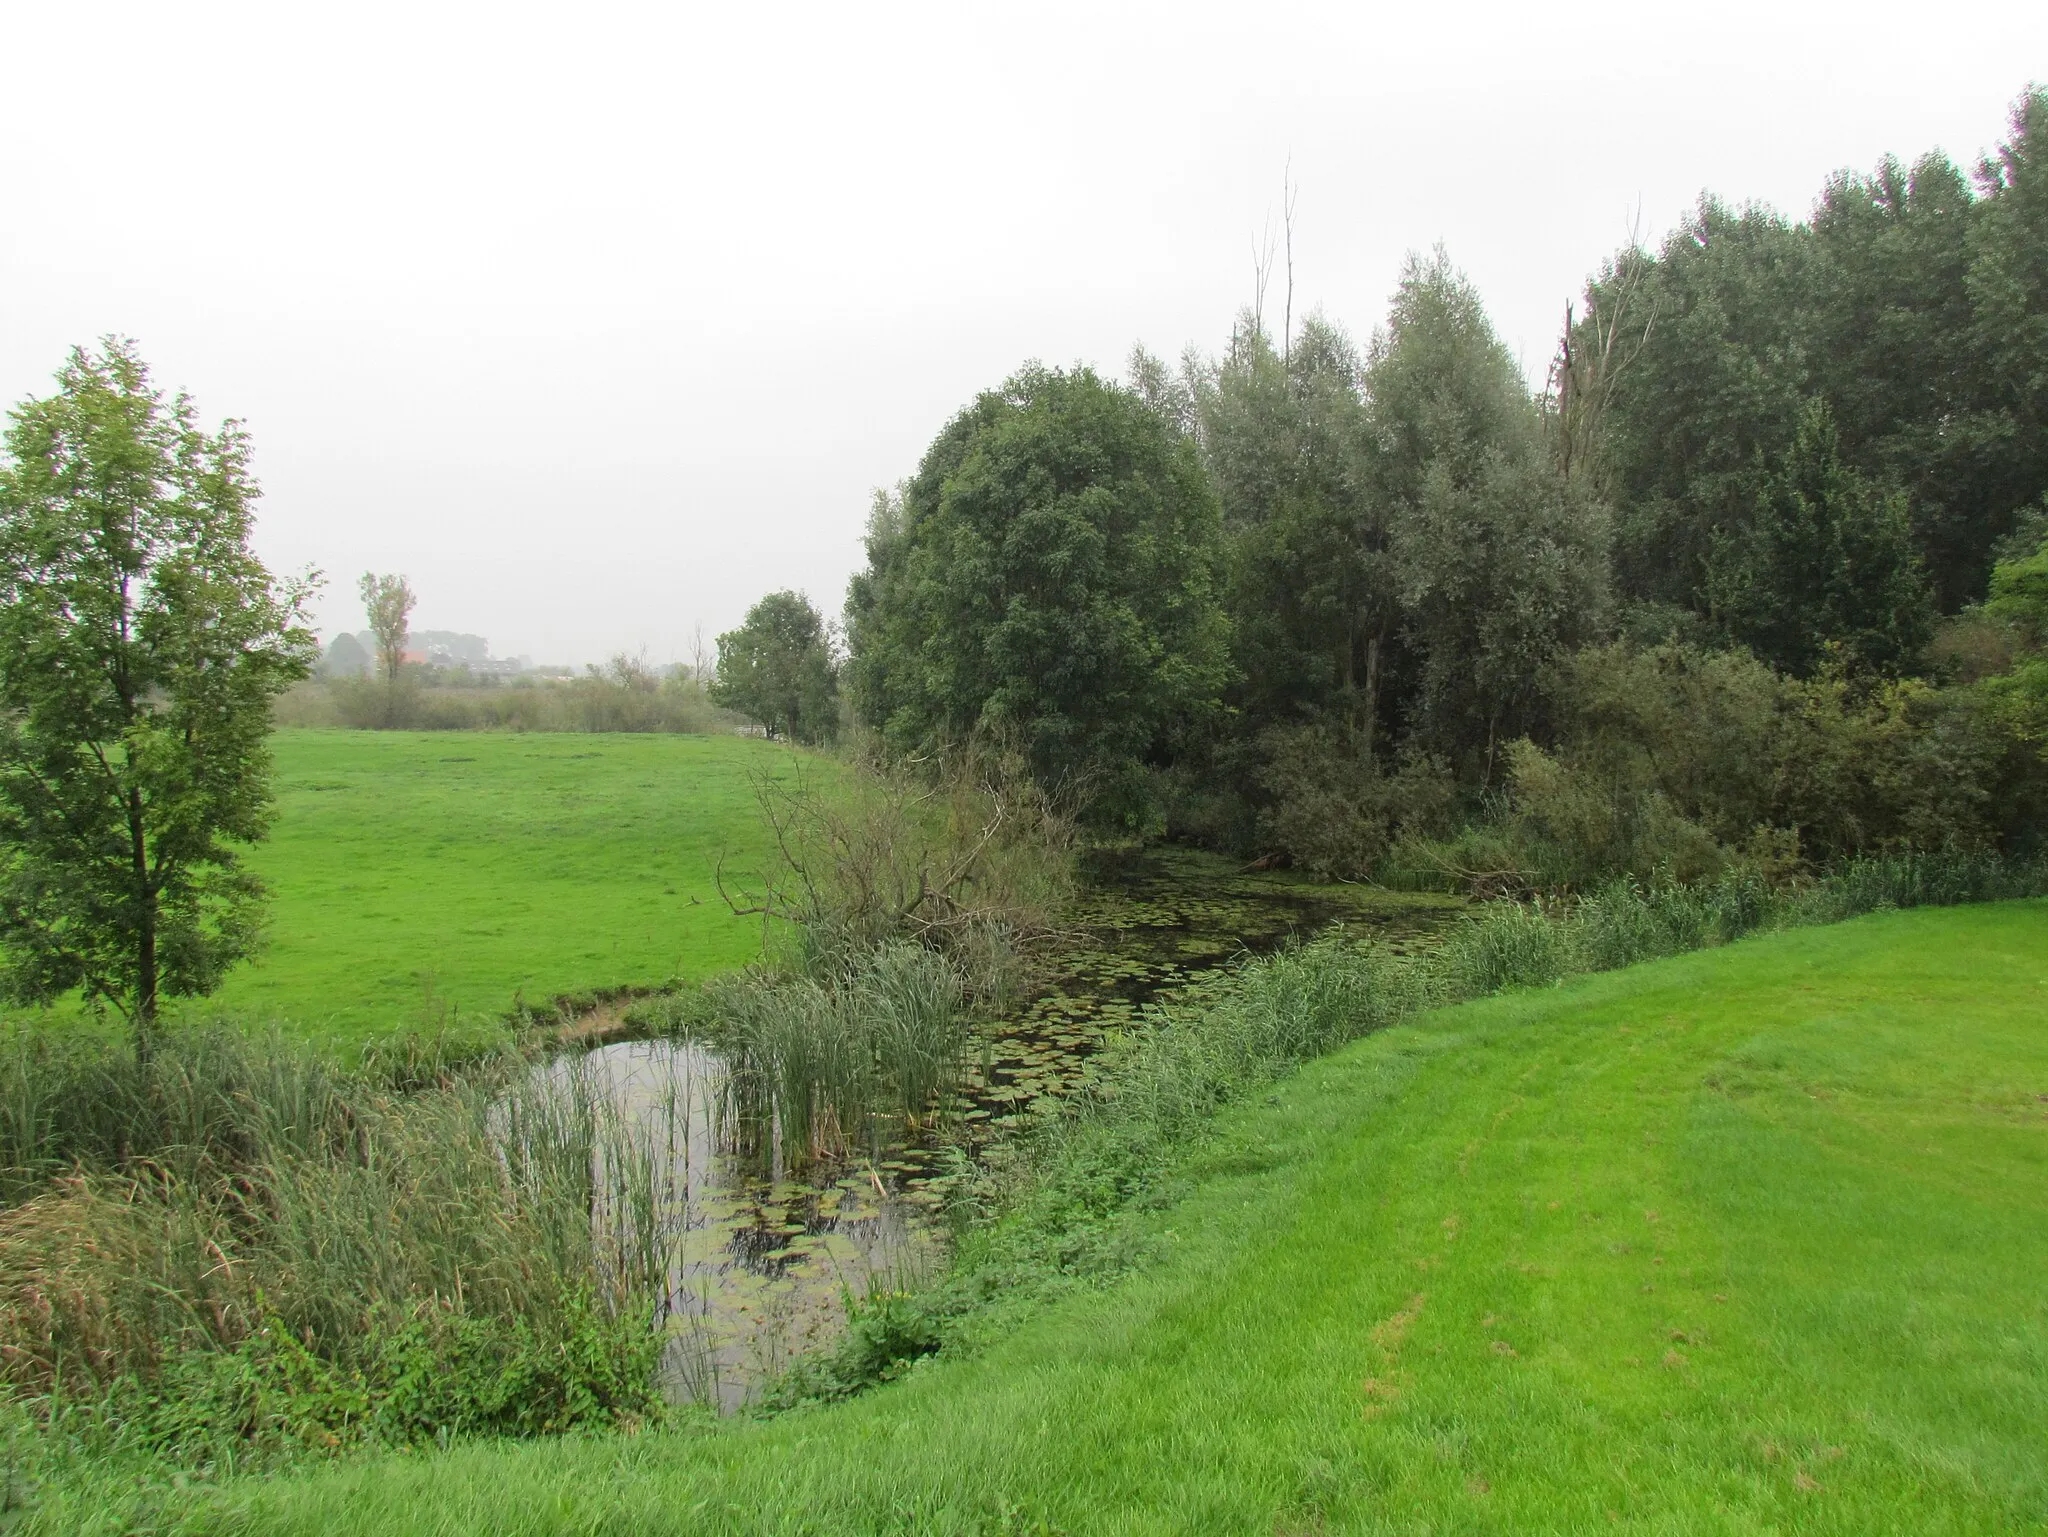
[
  {"xmin": 641, "ymin": 942, "xmax": 966, "ymax": 1173},
  {"xmin": 0, "ymin": 1030, "xmax": 692, "ymax": 1467}
]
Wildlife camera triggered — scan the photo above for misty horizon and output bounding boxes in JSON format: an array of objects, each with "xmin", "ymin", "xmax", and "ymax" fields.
[{"xmin": 6, "ymin": 0, "xmax": 2044, "ymax": 666}]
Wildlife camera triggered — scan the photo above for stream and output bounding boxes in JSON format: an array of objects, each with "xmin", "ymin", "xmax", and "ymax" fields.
[{"xmin": 552, "ymin": 847, "xmax": 1464, "ymax": 1409}]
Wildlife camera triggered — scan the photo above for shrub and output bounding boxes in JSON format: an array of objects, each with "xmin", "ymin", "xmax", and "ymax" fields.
[{"xmin": 1254, "ymin": 726, "xmax": 1453, "ymax": 878}]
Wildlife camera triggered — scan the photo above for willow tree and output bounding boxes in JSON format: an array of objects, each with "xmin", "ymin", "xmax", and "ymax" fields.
[{"xmin": 0, "ymin": 341, "xmax": 317, "ymax": 1055}]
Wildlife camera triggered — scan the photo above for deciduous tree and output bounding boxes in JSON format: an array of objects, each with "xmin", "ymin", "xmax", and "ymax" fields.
[
  {"xmin": 358, "ymin": 572, "xmax": 415, "ymax": 684},
  {"xmin": 846, "ymin": 365, "xmax": 1230, "ymax": 825},
  {"xmin": 710, "ymin": 591, "xmax": 839, "ymax": 744},
  {"xmin": 0, "ymin": 341, "xmax": 317, "ymax": 1054}
]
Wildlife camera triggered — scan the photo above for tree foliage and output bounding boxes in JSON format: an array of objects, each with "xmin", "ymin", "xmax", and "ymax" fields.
[
  {"xmin": 358, "ymin": 573, "xmax": 415, "ymax": 684},
  {"xmin": 841, "ymin": 93, "xmax": 2048, "ymax": 876},
  {"xmin": 710, "ymin": 591, "xmax": 839, "ymax": 744},
  {"xmin": 1371, "ymin": 254, "xmax": 1612, "ymax": 780},
  {"xmin": 1592, "ymin": 87, "xmax": 2048, "ymax": 619},
  {"xmin": 0, "ymin": 341, "xmax": 317, "ymax": 1047},
  {"xmin": 846, "ymin": 365, "xmax": 1230, "ymax": 825},
  {"xmin": 1703, "ymin": 397, "xmax": 1932, "ymax": 676}
]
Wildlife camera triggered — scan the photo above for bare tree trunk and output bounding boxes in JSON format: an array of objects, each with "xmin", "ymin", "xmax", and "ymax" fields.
[
  {"xmin": 129, "ymin": 786, "xmax": 156, "ymax": 1064},
  {"xmin": 1282, "ymin": 160, "xmax": 1298, "ymax": 366},
  {"xmin": 1363, "ymin": 629, "xmax": 1381, "ymax": 760}
]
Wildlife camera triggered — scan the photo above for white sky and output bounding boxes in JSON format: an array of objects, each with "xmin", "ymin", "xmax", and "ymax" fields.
[{"xmin": 4, "ymin": 2, "xmax": 2043, "ymax": 666}]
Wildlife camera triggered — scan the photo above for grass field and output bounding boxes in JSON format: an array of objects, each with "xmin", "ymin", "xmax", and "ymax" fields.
[
  {"xmin": 163, "ymin": 900, "xmax": 2048, "ymax": 1535},
  {"xmin": 191, "ymin": 730, "xmax": 787, "ymax": 1045}
]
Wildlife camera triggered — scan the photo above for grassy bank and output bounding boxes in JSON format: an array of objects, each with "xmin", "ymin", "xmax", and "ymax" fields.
[
  {"xmin": 182, "ymin": 730, "xmax": 787, "ymax": 1046},
  {"xmin": 125, "ymin": 899, "xmax": 2048, "ymax": 1535}
]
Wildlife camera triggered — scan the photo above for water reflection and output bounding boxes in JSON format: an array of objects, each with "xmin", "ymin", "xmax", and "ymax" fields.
[{"xmin": 547, "ymin": 1040, "xmax": 937, "ymax": 1412}]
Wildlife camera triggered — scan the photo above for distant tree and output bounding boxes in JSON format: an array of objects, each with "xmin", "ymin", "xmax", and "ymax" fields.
[
  {"xmin": 1704, "ymin": 397, "xmax": 1933, "ymax": 676},
  {"xmin": 322, "ymin": 631, "xmax": 370, "ymax": 679},
  {"xmin": 358, "ymin": 572, "xmax": 415, "ymax": 683},
  {"xmin": 710, "ymin": 591, "xmax": 839, "ymax": 744},
  {"xmin": 0, "ymin": 341, "xmax": 318, "ymax": 1055},
  {"xmin": 845, "ymin": 365, "xmax": 1230, "ymax": 824}
]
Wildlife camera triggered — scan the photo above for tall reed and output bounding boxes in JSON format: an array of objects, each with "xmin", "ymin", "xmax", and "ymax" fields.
[
  {"xmin": 660, "ymin": 942, "xmax": 966, "ymax": 1173},
  {"xmin": 0, "ymin": 1028, "xmax": 689, "ymax": 1456}
]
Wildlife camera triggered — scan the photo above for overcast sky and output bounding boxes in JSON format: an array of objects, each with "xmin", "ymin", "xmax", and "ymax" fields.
[{"xmin": 4, "ymin": 2, "xmax": 2043, "ymax": 665}]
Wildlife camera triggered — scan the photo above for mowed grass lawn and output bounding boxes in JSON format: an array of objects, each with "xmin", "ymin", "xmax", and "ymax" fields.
[
  {"xmin": 180, "ymin": 901, "xmax": 2048, "ymax": 1535},
  {"xmin": 196, "ymin": 730, "xmax": 789, "ymax": 1044}
]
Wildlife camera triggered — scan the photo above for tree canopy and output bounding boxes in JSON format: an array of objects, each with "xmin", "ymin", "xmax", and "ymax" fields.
[
  {"xmin": 1590, "ymin": 88, "xmax": 2048, "ymax": 623},
  {"xmin": 710, "ymin": 591, "xmax": 839, "ymax": 744},
  {"xmin": 846, "ymin": 365, "xmax": 1230, "ymax": 825}
]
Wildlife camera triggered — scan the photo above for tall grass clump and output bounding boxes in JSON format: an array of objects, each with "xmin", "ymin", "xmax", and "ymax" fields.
[
  {"xmin": 664, "ymin": 942, "xmax": 965, "ymax": 1172},
  {"xmin": 0, "ymin": 1027, "xmax": 683, "ymax": 1476},
  {"xmin": 641, "ymin": 740, "xmax": 1070, "ymax": 1174}
]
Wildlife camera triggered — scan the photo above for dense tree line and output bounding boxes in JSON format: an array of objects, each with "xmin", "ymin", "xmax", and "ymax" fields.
[
  {"xmin": 1588, "ymin": 92, "xmax": 2047, "ymax": 633},
  {"xmin": 749, "ymin": 90, "xmax": 2048, "ymax": 882}
]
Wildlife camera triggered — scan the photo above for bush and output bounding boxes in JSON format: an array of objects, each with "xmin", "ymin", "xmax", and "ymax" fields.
[{"xmin": 1254, "ymin": 727, "xmax": 1453, "ymax": 878}]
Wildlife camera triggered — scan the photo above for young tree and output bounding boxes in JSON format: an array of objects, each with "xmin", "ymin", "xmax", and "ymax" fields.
[
  {"xmin": 710, "ymin": 591, "xmax": 839, "ymax": 744},
  {"xmin": 358, "ymin": 571, "xmax": 415, "ymax": 683},
  {"xmin": 0, "ymin": 341, "xmax": 318, "ymax": 1055}
]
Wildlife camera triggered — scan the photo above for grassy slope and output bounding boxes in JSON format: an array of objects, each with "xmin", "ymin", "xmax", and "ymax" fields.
[
  {"xmin": 179, "ymin": 901, "xmax": 2048, "ymax": 1535},
  {"xmin": 196, "ymin": 730, "xmax": 784, "ymax": 1045}
]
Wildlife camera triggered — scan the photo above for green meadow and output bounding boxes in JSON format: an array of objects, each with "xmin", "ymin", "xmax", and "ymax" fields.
[
  {"xmin": 170, "ymin": 900, "xmax": 2048, "ymax": 1535},
  {"xmin": 197, "ymin": 730, "xmax": 786, "ymax": 1045}
]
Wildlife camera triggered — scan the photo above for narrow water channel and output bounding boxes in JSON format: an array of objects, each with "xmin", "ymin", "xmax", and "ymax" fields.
[{"xmin": 551, "ymin": 848, "xmax": 1463, "ymax": 1409}]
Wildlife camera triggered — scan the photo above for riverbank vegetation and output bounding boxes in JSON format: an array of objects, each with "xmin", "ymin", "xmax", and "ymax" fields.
[
  {"xmin": 38, "ymin": 897, "xmax": 2048, "ymax": 1534},
  {"xmin": 841, "ymin": 88, "xmax": 2048, "ymax": 891}
]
